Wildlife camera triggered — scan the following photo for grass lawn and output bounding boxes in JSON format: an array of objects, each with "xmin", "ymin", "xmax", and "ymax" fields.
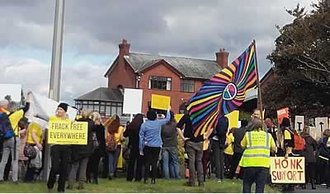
[{"xmin": 0, "ymin": 178, "xmax": 279, "ymax": 193}]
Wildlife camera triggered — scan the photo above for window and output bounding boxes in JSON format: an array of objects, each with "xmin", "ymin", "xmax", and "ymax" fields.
[
  {"xmin": 180, "ymin": 79, "xmax": 194, "ymax": 93},
  {"xmin": 149, "ymin": 76, "xmax": 172, "ymax": 90}
]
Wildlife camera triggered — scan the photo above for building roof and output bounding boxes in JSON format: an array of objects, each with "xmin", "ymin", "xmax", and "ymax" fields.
[
  {"xmin": 74, "ymin": 87, "xmax": 123, "ymax": 102},
  {"xmin": 105, "ymin": 52, "xmax": 221, "ymax": 80}
]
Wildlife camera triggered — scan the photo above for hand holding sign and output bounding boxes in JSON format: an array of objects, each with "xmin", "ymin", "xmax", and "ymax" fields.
[{"xmin": 151, "ymin": 94, "xmax": 171, "ymax": 111}]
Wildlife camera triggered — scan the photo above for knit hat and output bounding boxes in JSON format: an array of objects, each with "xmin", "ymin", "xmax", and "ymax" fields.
[
  {"xmin": 147, "ymin": 110, "xmax": 157, "ymax": 121},
  {"xmin": 57, "ymin": 102, "xmax": 68, "ymax": 112}
]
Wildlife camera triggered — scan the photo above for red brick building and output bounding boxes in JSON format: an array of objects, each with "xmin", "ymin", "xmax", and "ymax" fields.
[{"xmin": 103, "ymin": 39, "xmax": 229, "ymax": 114}]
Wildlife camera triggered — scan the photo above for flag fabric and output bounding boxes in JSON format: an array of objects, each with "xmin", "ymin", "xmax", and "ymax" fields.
[{"xmin": 187, "ymin": 42, "xmax": 258, "ymax": 137}]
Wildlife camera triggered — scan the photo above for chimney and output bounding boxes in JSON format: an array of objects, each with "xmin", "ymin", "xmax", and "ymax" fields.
[
  {"xmin": 216, "ymin": 48, "xmax": 229, "ymax": 69},
  {"xmin": 119, "ymin": 39, "xmax": 130, "ymax": 56}
]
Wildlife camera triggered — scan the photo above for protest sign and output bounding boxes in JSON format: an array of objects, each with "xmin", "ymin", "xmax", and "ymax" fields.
[
  {"xmin": 123, "ymin": 88, "xmax": 143, "ymax": 114},
  {"xmin": 309, "ymin": 127, "xmax": 320, "ymax": 141},
  {"xmin": 151, "ymin": 94, "xmax": 171, "ymax": 110},
  {"xmin": 315, "ymin": 117, "xmax": 328, "ymax": 135},
  {"xmin": 270, "ymin": 157, "xmax": 305, "ymax": 184},
  {"xmin": 294, "ymin": 116, "xmax": 304, "ymax": 132},
  {"xmin": 0, "ymin": 84, "xmax": 21, "ymax": 102},
  {"xmin": 174, "ymin": 114, "xmax": 184, "ymax": 123},
  {"xmin": 225, "ymin": 110, "xmax": 239, "ymax": 129},
  {"xmin": 48, "ymin": 120, "xmax": 88, "ymax": 145},
  {"xmin": 277, "ymin": 107, "xmax": 289, "ymax": 125}
]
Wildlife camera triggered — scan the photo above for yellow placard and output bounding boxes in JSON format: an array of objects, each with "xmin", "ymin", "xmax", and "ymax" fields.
[
  {"xmin": 48, "ymin": 120, "xmax": 88, "ymax": 145},
  {"xmin": 225, "ymin": 110, "xmax": 239, "ymax": 129},
  {"xmin": 270, "ymin": 157, "xmax": 305, "ymax": 184},
  {"xmin": 174, "ymin": 114, "xmax": 184, "ymax": 122},
  {"xmin": 151, "ymin": 94, "xmax": 171, "ymax": 110}
]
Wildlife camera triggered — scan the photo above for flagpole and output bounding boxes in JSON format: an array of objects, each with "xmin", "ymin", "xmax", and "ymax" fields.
[
  {"xmin": 44, "ymin": 0, "xmax": 65, "ymax": 181},
  {"xmin": 253, "ymin": 40, "xmax": 264, "ymax": 124}
]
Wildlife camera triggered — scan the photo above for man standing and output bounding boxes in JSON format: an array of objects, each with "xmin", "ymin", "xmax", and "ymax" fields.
[
  {"xmin": 177, "ymin": 112, "xmax": 205, "ymax": 187},
  {"xmin": 228, "ymin": 119, "xmax": 248, "ymax": 179},
  {"xmin": 239, "ymin": 118, "xmax": 276, "ymax": 193}
]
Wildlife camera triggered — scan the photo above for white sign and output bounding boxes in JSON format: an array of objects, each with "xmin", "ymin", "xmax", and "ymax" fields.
[
  {"xmin": 309, "ymin": 127, "xmax": 320, "ymax": 141},
  {"xmin": 315, "ymin": 117, "xmax": 328, "ymax": 138},
  {"xmin": 270, "ymin": 157, "xmax": 305, "ymax": 184},
  {"xmin": 123, "ymin": 88, "xmax": 143, "ymax": 114},
  {"xmin": 0, "ymin": 84, "xmax": 22, "ymax": 102},
  {"xmin": 294, "ymin": 116, "xmax": 304, "ymax": 132},
  {"xmin": 25, "ymin": 92, "xmax": 78, "ymax": 129}
]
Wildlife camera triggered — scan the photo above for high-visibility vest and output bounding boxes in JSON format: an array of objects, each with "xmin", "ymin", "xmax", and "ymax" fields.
[{"xmin": 240, "ymin": 130, "xmax": 270, "ymax": 168}]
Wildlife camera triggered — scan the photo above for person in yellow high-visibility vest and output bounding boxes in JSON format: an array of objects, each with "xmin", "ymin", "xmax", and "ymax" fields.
[{"xmin": 239, "ymin": 118, "xmax": 277, "ymax": 193}]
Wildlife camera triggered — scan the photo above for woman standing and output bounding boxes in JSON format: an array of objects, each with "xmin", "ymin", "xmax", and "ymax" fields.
[
  {"xmin": 106, "ymin": 115, "xmax": 124, "ymax": 180},
  {"xmin": 161, "ymin": 111, "xmax": 180, "ymax": 179},
  {"xmin": 67, "ymin": 109, "xmax": 94, "ymax": 190},
  {"xmin": 224, "ymin": 127, "xmax": 235, "ymax": 178},
  {"xmin": 139, "ymin": 106, "xmax": 171, "ymax": 184},
  {"xmin": 86, "ymin": 112, "xmax": 106, "ymax": 184},
  {"xmin": 301, "ymin": 127, "xmax": 317, "ymax": 189},
  {"xmin": 124, "ymin": 114, "xmax": 144, "ymax": 181},
  {"xmin": 24, "ymin": 122, "xmax": 44, "ymax": 182}
]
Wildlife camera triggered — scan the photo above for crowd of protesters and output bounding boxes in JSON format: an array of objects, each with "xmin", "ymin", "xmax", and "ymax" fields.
[{"xmin": 2, "ymin": 95, "xmax": 330, "ymax": 193}]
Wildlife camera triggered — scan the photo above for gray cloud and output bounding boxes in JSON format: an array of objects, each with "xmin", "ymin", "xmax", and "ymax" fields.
[
  {"xmin": 0, "ymin": 58, "xmax": 107, "ymax": 105},
  {"xmin": 0, "ymin": 0, "xmax": 314, "ymax": 102}
]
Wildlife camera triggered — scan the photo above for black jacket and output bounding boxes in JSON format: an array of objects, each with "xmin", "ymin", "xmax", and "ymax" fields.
[
  {"xmin": 301, "ymin": 134, "xmax": 317, "ymax": 163},
  {"xmin": 71, "ymin": 118, "xmax": 94, "ymax": 162}
]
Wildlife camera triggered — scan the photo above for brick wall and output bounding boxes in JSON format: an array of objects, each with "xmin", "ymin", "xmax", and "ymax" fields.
[{"xmin": 139, "ymin": 61, "xmax": 203, "ymax": 114}]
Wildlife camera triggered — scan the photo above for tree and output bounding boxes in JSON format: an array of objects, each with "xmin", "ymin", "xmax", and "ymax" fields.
[{"xmin": 264, "ymin": 0, "xmax": 330, "ymax": 118}]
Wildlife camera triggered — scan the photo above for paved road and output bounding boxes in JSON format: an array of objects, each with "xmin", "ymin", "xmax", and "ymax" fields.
[{"xmin": 293, "ymin": 184, "xmax": 329, "ymax": 193}]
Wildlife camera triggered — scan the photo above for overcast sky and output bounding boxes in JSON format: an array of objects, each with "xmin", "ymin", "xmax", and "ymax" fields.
[{"xmin": 0, "ymin": 0, "xmax": 314, "ymax": 105}]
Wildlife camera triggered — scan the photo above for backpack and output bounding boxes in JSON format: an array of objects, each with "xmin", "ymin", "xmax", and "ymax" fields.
[
  {"xmin": 106, "ymin": 133, "xmax": 118, "ymax": 152},
  {"xmin": 318, "ymin": 137, "xmax": 330, "ymax": 159},
  {"xmin": 24, "ymin": 144, "xmax": 37, "ymax": 159},
  {"xmin": 0, "ymin": 112, "xmax": 15, "ymax": 140},
  {"xmin": 288, "ymin": 129, "xmax": 305, "ymax": 151}
]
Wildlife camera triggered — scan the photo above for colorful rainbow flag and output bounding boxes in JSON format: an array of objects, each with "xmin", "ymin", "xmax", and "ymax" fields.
[{"xmin": 187, "ymin": 42, "xmax": 258, "ymax": 137}]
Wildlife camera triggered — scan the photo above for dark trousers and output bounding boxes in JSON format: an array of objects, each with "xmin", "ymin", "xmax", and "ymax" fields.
[
  {"xmin": 316, "ymin": 158, "xmax": 328, "ymax": 184},
  {"xmin": 243, "ymin": 167, "xmax": 268, "ymax": 193},
  {"xmin": 86, "ymin": 149, "xmax": 103, "ymax": 181},
  {"xmin": 202, "ymin": 150, "xmax": 210, "ymax": 180},
  {"xmin": 47, "ymin": 145, "xmax": 71, "ymax": 192},
  {"xmin": 229, "ymin": 152, "xmax": 243, "ymax": 179},
  {"xmin": 24, "ymin": 159, "xmax": 36, "ymax": 182},
  {"xmin": 127, "ymin": 149, "xmax": 144, "ymax": 181},
  {"xmin": 211, "ymin": 140, "xmax": 225, "ymax": 180},
  {"xmin": 305, "ymin": 162, "xmax": 316, "ymax": 185},
  {"xmin": 143, "ymin": 146, "xmax": 160, "ymax": 182},
  {"xmin": 224, "ymin": 153, "xmax": 233, "ymax": 177}
]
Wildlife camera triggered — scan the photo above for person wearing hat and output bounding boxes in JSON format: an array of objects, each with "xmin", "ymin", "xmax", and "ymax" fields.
[
  {"xmin": 36, "ymin": 102, "xmax": 72, "ymax": 193},
  {"xmin": 47, "ymin": 103, "xmax": 73, "ymax": 193}
]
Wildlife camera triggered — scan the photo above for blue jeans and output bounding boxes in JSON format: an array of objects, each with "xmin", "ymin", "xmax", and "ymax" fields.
[
  {"xmin": 107, "ymin": 147, "xmax": 121, "ymax": 177},
  {"xmin": 243, "ymin": 167, "xmax": 268, "ymax": 193},
  {"xmin": 162, "ymin": 147, "xmax": 181, "ymax": 179}
]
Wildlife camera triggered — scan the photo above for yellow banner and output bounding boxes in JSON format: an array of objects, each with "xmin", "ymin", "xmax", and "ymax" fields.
[
  {"xmin": 270, "ymin": 157, "xmax": 305, "ymax": 184},
  {"xmin": 225, "ymin": 110, "xmax": 239, "ymax": 129},
  {"xmin": 151, "ymin": 94, "xmax": 171, "ymax": 110},
  {"xmin": 174, "ymin": 114, "xmax": 184, "ymax": 122},
  {"xmin": 48, "ymin": 120, "xmax": 88, "ymax": 145}
]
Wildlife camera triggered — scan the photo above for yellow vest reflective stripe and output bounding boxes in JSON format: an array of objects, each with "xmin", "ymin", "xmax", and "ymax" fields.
[{"xmin": 240, "ymin": 131, "xmax": 270, "ymax": 168}]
